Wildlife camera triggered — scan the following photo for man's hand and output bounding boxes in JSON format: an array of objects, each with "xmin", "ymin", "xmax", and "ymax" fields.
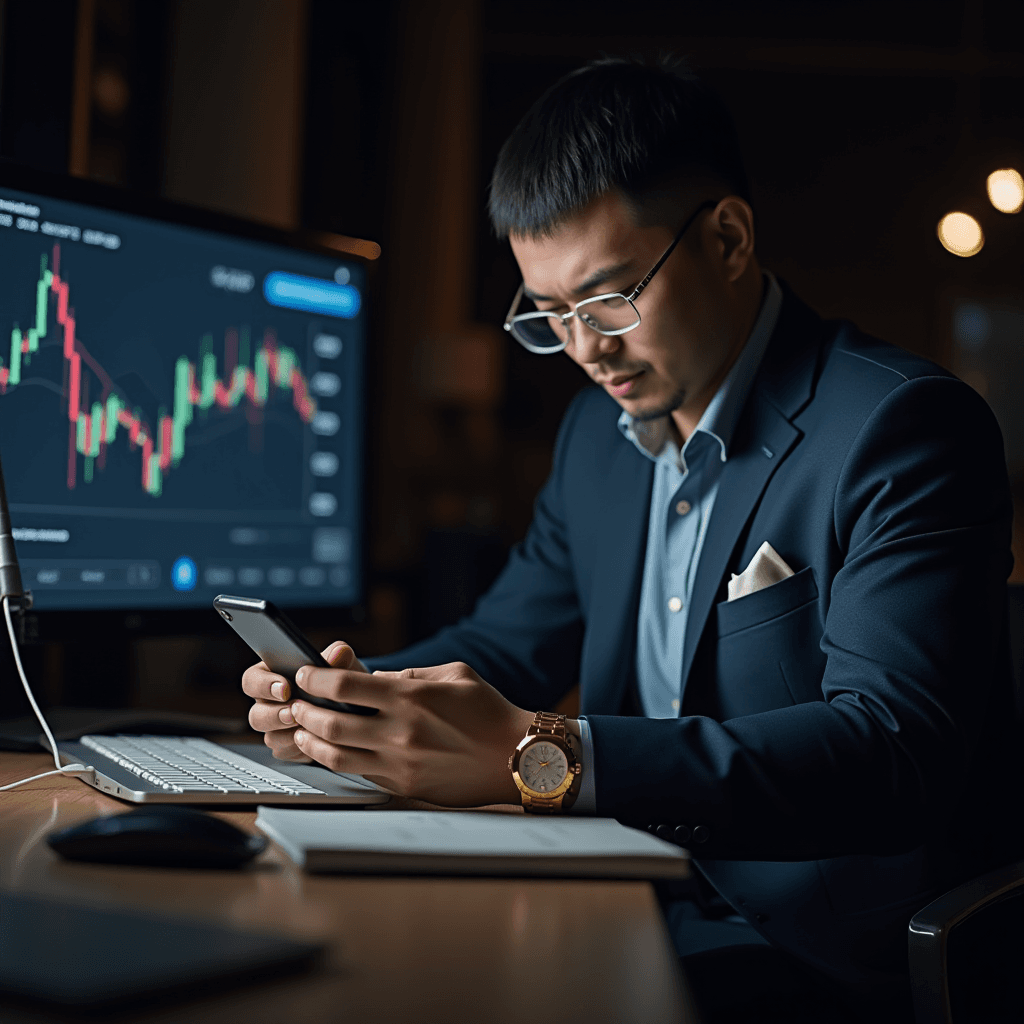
[
  {"xmin": 287, "ymin": 661, "xmax": 535, "ymax": 807},
  {"xmin": 242, "ymin": 640, "xmax": 365, "ymax": 763}
]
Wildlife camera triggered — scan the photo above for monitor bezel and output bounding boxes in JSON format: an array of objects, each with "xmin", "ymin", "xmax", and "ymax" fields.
[{"xmin": 0, "ymin": 158, "xmax": 377, "ymax": 640}]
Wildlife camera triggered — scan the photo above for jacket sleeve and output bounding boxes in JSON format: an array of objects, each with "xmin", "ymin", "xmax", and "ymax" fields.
[
  {"xmin": 587, "ymin": 375, "xmax": 1014, "ymax": 859},
  {"xmin": 363, "ymin": 393, "xmax": 589, "ymax": 712}
]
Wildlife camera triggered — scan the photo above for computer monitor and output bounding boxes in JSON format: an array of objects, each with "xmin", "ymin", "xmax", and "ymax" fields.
[{"xmin": 0, "ymin": 164, "xmax": 369, "ymax": 620}]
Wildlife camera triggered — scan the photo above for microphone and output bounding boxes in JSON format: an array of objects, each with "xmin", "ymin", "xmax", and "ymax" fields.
[{"xmin": 0, "ymin": 449, "xmax": 31, "ymax": 611}]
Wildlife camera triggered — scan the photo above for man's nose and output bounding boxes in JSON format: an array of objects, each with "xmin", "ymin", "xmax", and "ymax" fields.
[{"xmin": 569, "ymin": 318, "xmax": 619, "ymax": 365}]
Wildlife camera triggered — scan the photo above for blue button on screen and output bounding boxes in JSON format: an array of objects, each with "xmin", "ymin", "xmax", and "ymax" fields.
[
  {"xmin": 171, "ymin": 556, "xmax": 197, "ymax": 592},
  {"xmin": 263, "ymin": 272, "xmax": 361, "ymax": 319}
]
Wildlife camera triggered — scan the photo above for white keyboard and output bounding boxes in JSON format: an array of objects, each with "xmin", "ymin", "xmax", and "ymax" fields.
[{"xmin": 79, "ymin": 734, "xmax": 326, "ymax": 796}]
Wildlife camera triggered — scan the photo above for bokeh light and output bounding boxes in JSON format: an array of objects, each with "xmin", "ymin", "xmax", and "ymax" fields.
[
  {"xmin": 937, "ymin": 212, "xmax": 984, "ymax": 257},
  {"xmin": 92, "ymin": 67, "xmax": 130, "ymax": 117},
  {"xmin": 986, "ymin": 168, "xmax": 1024, "ymax": 214}
]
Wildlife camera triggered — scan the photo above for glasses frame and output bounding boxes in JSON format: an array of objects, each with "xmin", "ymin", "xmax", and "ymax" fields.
[{"xmin": 503, "ymin": 199, "xmax": 718, "ymax": 354}]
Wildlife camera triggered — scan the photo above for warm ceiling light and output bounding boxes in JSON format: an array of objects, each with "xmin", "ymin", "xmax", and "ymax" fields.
[
  {"xmin": 987, "ymin": 168, "xmax": 1024, "ymax": 214},
  {"xmin": 937, "ymin": 212, "xmax": 984, "ymax": 257}
]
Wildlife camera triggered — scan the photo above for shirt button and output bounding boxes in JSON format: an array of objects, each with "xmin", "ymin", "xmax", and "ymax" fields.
[
  {"xmin": 668, "ymin": 596, "xmax": 682, "ymax": 613},
  {"xmin": 676, "ymin": 500, "xmax": 692, "ymax": 516},
  {"xmin": 671, "ymin": 699, "xmax": 680, "ymax": 711}
]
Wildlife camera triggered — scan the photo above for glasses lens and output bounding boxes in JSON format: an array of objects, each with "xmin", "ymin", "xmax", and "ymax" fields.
[
  {"xmin": 507, "ymin": 291, "xmax": 568, "ymax": 353},
  {"xmin": 510, "ymin": 315, "xmax": 567, "ymax": 352},
  {"xmin": 576, "ymin": 294, "xmax": 639, "ymax": 334}
]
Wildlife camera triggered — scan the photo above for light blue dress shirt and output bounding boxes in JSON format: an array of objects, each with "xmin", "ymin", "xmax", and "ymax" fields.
[{"xmin": 572, "ymin": 273, "xmax": 782, "ymax": 814}]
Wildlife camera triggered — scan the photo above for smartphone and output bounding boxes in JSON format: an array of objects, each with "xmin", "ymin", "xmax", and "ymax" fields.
[{"xmin": 213, "ymin": 594, "xmax": 376, "ymax": 715}]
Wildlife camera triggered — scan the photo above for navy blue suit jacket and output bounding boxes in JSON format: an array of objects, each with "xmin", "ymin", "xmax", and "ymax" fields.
[{"xmin": 368, "ymin": 287, "xmax": 1021, "ymax": 992}]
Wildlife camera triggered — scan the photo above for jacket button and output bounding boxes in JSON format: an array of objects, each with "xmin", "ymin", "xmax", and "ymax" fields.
[
  {"xmin": 655, "ymin": 824, "xmax": 674, "ymax": 841},
  {"xmin": 673, "ymin": 825, "xmax": 691, "ymax": 844},
  {"xmin": 647, "ymin": 824, "xmax": 658, "ymax": 835},
  {"xmin": 691, "ymin": 825, "xmax": 710, "ymax": 843}
]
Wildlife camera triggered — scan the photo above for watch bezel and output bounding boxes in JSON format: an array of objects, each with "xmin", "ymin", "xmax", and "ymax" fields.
[{"xmin": 510, "ymin": 732, "xmax": 578, "ymax": 801}]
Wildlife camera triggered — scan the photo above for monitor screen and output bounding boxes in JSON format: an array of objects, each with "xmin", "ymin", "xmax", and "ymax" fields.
[{"xmin": 0, "ymin": 174, "xmax": 366, "ymax": 611}]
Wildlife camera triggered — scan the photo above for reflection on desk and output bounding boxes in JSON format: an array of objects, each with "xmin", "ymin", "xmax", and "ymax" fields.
[{"xmin": 0, "ymin": 751, "xmax": 697, "ymax": 1024}]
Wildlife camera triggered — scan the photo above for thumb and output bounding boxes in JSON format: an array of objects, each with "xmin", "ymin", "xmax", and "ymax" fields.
[
  {"xmin": 323, "ymin": 641, "xmax": 369, "ymax": 673},
  {"xmin": 323, "ymin": 641, "xmax": 353, "ymax": 666}
]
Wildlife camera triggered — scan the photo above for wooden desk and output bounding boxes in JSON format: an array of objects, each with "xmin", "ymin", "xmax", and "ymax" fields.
[{"xmin": 0, "ymin": 751, "xmax": 697, "ymax": 1024}]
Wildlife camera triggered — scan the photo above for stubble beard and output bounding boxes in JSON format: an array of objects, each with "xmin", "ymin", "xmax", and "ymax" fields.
[{"xmin": 629, "ymin": 386, "xmax": 686, "ymax": 422}]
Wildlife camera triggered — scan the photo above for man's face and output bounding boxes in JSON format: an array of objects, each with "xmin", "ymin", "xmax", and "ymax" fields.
[{"xmin": 509, "ymin": 190, "xmax": 755, "ymax": 435}]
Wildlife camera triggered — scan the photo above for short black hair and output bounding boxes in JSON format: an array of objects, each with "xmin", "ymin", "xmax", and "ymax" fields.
[{"xmin": 488, "ymin": 57, "xmax": 750, "ymax": 239}]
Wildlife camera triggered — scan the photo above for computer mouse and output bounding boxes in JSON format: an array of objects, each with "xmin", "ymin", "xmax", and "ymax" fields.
[{"xmin": 46, "ymin": 806, "xmax": 268, "ymax": 869}]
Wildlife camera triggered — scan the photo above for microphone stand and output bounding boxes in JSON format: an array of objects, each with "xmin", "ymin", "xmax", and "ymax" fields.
[{"xmin": 0, "ymin": 449, "xmax": 32, "ymax": 620}]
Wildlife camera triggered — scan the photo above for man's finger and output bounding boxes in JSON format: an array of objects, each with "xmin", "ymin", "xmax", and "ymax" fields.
[
  {"xmin": 293, "ymin": 728, "xmax": 383, "ymax": 776},
  {"xmin": 323, "ymin": 641, "xmax": 347, "ymax": 664},
  {"xmin": 322, "ymin": 641, "xmax": 369, "ymax": 673},
  {"xmin": 249, "ymin": 701, "xmax": 301, "ymax": 733},
  {"xmin": 241, "ymin": 662, "xmax": 291, "ymax": 702},
  {"xmin": 372, "ymin": 661, "xmax": 479, "ymax": 682},
  {"xmin": 264, "ymin": 727, "xmax": 313, "ymax": 763},
  {"xmin": 290, "ymin": 700, "xmax": 382, "ymax": 749},
  {"xmin": 296, "ymin": 665, "xmax": 391, "ymax": 708}
]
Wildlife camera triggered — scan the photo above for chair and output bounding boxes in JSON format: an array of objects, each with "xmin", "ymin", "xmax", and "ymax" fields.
[
  {"xmin": 907, "ymin": 585, "xmax": 1024, "ymax": 1023},
  {"xmin": 908, "ymin": 860, "xmax": 1024, "ymax": 1023}
]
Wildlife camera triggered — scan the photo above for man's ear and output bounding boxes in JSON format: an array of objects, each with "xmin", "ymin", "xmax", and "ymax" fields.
[{"xmin": 706, "ymin": 196, "xmax": 756, "ymax": 283}]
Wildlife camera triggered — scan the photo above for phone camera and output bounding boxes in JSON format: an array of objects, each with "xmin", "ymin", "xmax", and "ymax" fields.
[{"xmin": 219, "ymin": 609, "xmax": 233, "ymax": 621}]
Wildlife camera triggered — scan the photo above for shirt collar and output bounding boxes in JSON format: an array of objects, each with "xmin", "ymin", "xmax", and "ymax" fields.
[{"xmin": 618, "ymin": 271, "xmax": 783, "ymax": 468}]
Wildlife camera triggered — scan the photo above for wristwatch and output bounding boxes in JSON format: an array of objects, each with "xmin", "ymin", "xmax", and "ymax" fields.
[{"xmin": 509, "ymin": 711, "xmax": 582, "ymax": 813}]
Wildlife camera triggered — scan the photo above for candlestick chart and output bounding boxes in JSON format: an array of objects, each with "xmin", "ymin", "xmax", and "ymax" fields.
[
  {"xmin": 0, "ymin": 176, "xmax": 364, "ymax": 612},
  {"xmin": 0, "ymin": 244, "xmax": 317, "ymax": 498}
]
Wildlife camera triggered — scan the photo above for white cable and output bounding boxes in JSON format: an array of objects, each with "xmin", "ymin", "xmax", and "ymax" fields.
[
  {"xmin": 5, "ymin": 596, "xmax": 62, "ymax": 769},
  {"xmin": 1, "ymin": 595, "xmax": 93, "ymax": 792},
  {"xmin": 0, "ymin": 767, "xmax": 91, "ymax": 791}
]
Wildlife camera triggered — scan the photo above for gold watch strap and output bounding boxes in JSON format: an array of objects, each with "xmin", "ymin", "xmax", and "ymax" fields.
[
  {"xmin": 521, "ymin": 794, "xmax": 561, "ymax": 813},
  {"xmin": 529, "ymin": 711, "xmax": 567, "ymax": 738}
]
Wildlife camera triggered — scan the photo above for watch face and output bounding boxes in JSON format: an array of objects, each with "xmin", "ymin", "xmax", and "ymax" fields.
[{"xmin": 519, "ymin": 741, "xmax": 569, "ymax": 794}]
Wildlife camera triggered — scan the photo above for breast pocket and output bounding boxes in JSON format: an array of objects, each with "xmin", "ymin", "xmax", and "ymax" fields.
[{"xmin": 712, "ymin": 567, "xmax": 825, "ymax": 718}]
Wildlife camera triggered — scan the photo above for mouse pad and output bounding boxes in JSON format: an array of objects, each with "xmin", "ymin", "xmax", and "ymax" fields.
[{"xmin": 0, "ymin": 891, "xmax": 323, "ymax": 1010}]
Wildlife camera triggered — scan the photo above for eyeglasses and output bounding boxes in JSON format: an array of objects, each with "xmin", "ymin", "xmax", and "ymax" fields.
[{"xmin": 503, "ymin": 200, "xmax": 717, "ymax": 354}]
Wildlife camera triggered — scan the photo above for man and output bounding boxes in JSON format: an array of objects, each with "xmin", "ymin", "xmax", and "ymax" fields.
[{"xmin": 244, "ymin": 59, "xmax": 1020, "ymax": 1019}]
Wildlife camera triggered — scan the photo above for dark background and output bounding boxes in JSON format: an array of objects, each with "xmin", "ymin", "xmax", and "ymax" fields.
[{"xmin": 0, "ymin": 0, "xmax": 1022, "ymax": 718}]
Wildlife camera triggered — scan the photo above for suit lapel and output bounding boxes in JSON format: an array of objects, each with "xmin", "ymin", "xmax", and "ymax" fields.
[
  {"xmin": 579, "ymin": 438, "xmax": 653, "ymax": 716},
  {"xmin": 678, "ymin": 393, "xmax": 800, "ymax": 699},
  {"xmin": 678, "ymin": 286, "xmax": 826, "ymax": 702}
]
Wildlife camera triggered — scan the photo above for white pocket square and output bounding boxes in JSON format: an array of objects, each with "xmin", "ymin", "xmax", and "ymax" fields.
[{"xmin": 727, "ymin": 541, "xmax": 794, "ymax": 602}]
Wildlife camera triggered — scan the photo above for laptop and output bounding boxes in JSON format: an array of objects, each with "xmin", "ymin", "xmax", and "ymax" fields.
[{"xmin": 57, "ymin": 734, "xmax": 390, "ymax": 805}]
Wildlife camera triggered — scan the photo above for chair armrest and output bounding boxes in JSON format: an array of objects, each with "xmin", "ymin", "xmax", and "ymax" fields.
[{"xmin": 908, "ymin": 859, "xmax": 1024, "ymax": 1024}]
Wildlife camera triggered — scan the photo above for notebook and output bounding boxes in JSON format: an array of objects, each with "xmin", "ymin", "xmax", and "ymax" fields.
[{"xmin": 256, "ymin": 807, "xmax": 691, "ymax": 878}]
